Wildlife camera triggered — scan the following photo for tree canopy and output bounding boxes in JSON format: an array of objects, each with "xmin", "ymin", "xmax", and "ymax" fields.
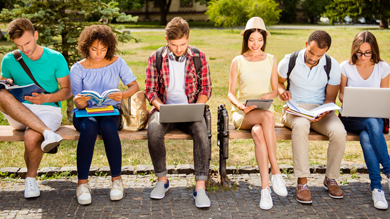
[{"xmin": 206, "ymin": 0, "xmax": 281, "ymax": 27}]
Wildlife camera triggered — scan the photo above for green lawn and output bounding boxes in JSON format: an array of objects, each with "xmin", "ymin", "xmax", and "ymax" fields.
[{"xmin": 1, "ymin": 27, "xmax": 390, "ymax": 169}]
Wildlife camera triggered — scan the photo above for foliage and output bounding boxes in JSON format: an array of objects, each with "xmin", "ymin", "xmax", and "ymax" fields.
[
  {"xmin": 301, "ymin": 0, "xmax": 331, "ymax": 24},
  {"xmin": 277, "ymin": 0, "xmax": 299, "ymax": 23},
  {"xmin": 325, "ymin": 0, "xmax": 389, "ymax": 28},
  {"xmin": 0, "ymin": 0, "xmax": 138, "ymax": 120},
  {"xmin": 206, "ymin": 0, "xmax": 281, "ymax": 27},
  {"xmin": 101, "ymin": 0, "xmax": 145, "ymax": 12}
]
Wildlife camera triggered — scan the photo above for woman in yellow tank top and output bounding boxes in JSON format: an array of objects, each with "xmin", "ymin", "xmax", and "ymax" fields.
[{"xmin": 227, "ymin": 17, "xmax": 287, "ymax": 210}]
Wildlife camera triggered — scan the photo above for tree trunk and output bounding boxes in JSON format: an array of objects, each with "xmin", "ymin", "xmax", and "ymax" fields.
[
  {"xmin": 61, "ymin": 31, "xmax": 74, "ymax": 123},
  {"xmin": 159, "ymin": 0, "xmax": 172, "ymax": 25},
  {"xmin": 379, "ymin": 16, "xmax": 388, "ymax": 29},
  {"xmin": 145, "ymin": 0, "xmax": 149, "ymax": 21}
]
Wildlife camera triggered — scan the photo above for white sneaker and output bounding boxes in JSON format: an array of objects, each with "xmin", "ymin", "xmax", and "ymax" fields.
[
  {"xmin": 41, "ymin": 130, "xmax": 63, "ymax": 152},
  {"xmin": 372, "ymin": 189, "xmax": 388, "ymax": 210},
  {"xmin": 24, "ymin": 177, "xmax": 40, "ymax": 198},
  {"xmin": 77, "ymin": 183, "xmax": 91, "ymax": 205},
  {"xmin": 271, "ymin": 174, "xmax": 288, "ymax": 197},
  {"xmin": 110, "ymin": 179, "xmax": 124, "ymax": 201},
  {"xmin": 260, "ymin": 187, "xmax": 273, "ymax": 210}
]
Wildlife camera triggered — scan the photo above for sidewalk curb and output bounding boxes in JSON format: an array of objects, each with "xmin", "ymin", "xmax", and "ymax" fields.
[{"xmin": 0, "ymin": 163, "xmax": 370, "ymax": 178}]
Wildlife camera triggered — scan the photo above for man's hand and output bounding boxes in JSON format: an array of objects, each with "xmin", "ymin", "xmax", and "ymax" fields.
[
  {"xmin": 312, "ymin": 111, "xmax": 331, "ymax": 122},
  {"xmin": 24, "ymin": 92, "xmax": 49, "ymax": 105},
  {"xmin": 238, "ymin": 103, "xmax": 256, "ymax": 114},
  {"xmin": 109, "ymin": 92, "xmax": 122, "ymax": 102},
  {"xmin": 279, "ymin": 91, "xmax": 291, "ymax": 101}
]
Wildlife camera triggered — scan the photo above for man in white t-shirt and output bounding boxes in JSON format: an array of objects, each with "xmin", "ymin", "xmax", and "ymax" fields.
[
  {"xmin": 277, "ymin": 30, "xmax": 346, "ymax": 204},
  {"xmin": 145, "ymin": 17, "xmax": 212, "ymax": 208}
]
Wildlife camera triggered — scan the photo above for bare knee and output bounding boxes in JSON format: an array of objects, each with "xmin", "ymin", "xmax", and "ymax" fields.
[
  {"xmin": 251, "ymin": 124, "xmax": 264, "ymax": 136},
  {"xmin": 263, "ymin": 111, "xmax": 275, "ymax": 125},
  {"xmin": 24, "ymin": 130, "xmax": 43, "ymax": 152}
]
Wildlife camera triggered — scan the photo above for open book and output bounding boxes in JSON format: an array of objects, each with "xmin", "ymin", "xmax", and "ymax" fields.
[
  {"xmin": 0, "ymin": 81, "xmax": 45, "ymax": 102},
  {"xmin": 80, "ymin": 89, "xmax": 120, "ymax": 106},
  {"xmin": 286, "ymin": 100, "xmax": 341, "ymax": 120}
]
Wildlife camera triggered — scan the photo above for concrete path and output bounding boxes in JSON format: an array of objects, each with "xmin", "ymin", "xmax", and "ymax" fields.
[{"xmin": 1, "ymin": 172, "xmax": 389, "ymax": 218}]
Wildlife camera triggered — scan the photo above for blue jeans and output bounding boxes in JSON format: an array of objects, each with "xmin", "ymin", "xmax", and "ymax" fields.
[
  {"xmin": 341, "ymin": 117, "xmax": 390, "ymax": 190},
  {"xmin": 73, "ymin": 114, "xmax": 122, "ymax": 180}
]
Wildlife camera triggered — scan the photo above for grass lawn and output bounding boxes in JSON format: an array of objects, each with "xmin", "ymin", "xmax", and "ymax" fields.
[{"xmin": 0, "ymin": 27, "xmax": 390, "ymax": 169}]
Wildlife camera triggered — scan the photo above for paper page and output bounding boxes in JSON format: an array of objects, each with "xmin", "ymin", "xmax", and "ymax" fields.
[{"xmin": 309, "ymin": 103, "xmax": 341, "ymax": 117}]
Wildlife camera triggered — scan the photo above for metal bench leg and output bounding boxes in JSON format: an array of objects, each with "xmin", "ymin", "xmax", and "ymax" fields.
[
  {"xmin": 204, "ymin": 105, "xmax": 212, "ymax": 186},
  {"xmin": 218, "ymin": 104, "xmax": 231, "ymax": 187}
]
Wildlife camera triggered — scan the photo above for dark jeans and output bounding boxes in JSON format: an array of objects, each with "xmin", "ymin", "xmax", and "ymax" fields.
[
  {"xmin": 73, "ymin": 114, "xmax": 122, "ymax": 180},
  {"xmin": 147, "ymin": 111, "xmax": 210, "ymax": 181},
  {"xmin": 341, "ymin": 117, "xmax": 390, "ymax": 190}
]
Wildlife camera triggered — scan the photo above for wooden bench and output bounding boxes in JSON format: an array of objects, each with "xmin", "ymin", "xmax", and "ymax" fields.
[{"xmin": 217, "ymin": 104, "xmax": 390, "ymax": 187}]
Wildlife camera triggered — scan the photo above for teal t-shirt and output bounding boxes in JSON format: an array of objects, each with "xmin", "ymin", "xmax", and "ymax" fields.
[{"xmin": 1, "ymin": 47, "xmax": 69, "ymax": 107}]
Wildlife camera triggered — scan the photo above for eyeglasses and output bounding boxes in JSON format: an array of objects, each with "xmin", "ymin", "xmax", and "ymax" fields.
[{"xmin": 356, "ymin": 52, "xmax": 372, "ymax": 57}]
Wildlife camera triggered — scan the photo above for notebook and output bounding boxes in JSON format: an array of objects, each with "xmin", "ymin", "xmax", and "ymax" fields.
[
  {"xmin": 342, "ymin": 87, "xmax": 390, "ymax": 118},
  {"xmin": 159, "ymin": 103, "xmax": 205, "ymax": 123},
  {"xmin": 75, "ymin": 107, "xmax": 120, "ymax": 118}
]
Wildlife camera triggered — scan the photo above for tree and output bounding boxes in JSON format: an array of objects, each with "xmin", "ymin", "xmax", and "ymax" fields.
[
  {"xmin": 325, "ymin": 0, "xmax": 389, "ymax": 29},
  {"xmin": 278, "ymin": 0, "xmax": 299, "ymax": 23},
  {"xmin": 301, "ymin": 0, "xmax": 331, "ymax": 24},
  {"xmin": 0, "ymin": 0, "xmax": 139, "ymax": 121},
  {"xmin": 206, "ymin": 0, "xmax": 281, "ymax": 27}
]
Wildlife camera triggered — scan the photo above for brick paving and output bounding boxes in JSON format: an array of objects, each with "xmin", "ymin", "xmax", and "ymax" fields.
[{"xmin": 0, "ymin": 173, "xmax": 389, "ymax": 218}]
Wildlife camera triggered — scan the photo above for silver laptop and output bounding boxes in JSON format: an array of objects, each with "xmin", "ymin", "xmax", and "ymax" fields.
[
  {"xmin": 159, "ymin": 103, "xmax": 205, "ymax": 123},
  {"xmin": 342, "ymin": 87, "xmax": 390, "ymax": 118}
]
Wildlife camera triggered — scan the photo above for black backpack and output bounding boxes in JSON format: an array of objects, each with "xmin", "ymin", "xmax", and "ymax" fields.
[{"xmin": 286, "ymin": 50, "xmax": 332, "ymax": 91}]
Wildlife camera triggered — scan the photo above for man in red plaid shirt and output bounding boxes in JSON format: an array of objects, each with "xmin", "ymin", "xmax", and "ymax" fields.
[{"xmin": 145, "ymin": 17, "xmax": 212, "ymax": 208}]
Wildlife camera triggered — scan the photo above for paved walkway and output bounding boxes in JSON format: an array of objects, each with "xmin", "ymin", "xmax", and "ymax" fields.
[{"xmin": 0, "ymin": 173, "xmax": 389, "ymax": 218}]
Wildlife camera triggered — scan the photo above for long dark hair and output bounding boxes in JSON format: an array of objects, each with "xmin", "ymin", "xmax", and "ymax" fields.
[
  {"xmin": 241, "ymin": 29, "xmax": 267, "ymax": 54},
  {"xmin": 349, "ymin": 31, "xmax": 381, "ymax": 65}
]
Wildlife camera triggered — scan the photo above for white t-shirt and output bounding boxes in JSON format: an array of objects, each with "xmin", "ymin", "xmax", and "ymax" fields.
[
  {"xmin": 340, "ymin": 60, "xmax": 390, "ymax": 87},
  {"xmin": 166, "ymin": 58, "xmax": 188, "ymax": 104},
  {"xmin": 278, "ymin": 49, "xmax": 341, "ymax": 105}
]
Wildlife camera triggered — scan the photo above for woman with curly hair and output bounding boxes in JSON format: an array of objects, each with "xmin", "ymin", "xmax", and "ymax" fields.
[{"xmin": 70, "ymin": 25, "xmax": 139, "ymax": 205}]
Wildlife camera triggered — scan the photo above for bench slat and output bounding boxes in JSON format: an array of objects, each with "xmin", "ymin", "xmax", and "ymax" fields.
[{"xmin": 0, "ymin": 125, "xmax": 193, "ymax": 141}]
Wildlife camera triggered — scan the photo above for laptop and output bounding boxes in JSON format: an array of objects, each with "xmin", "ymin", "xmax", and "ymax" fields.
[
  {"xmin": 342, "ymin": 87, "xmax": 390, "ymax": 118},
  {"xmin": 159, "ymin": 103, "xmax": 205, "ymax": 123},
  {"xmin": 245, "ymin": 99, "xmax": 273, "ymax": 110}
]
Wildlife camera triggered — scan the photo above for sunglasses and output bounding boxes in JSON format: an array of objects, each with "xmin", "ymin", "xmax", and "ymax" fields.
[{"xmin": 356, "ymin": 52, "xmax": 372, "ymax": 57}]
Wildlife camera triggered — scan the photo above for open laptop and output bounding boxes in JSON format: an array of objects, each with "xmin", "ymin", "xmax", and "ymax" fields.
[
  {"xmin": 159, "ymin": 103, "xmax": 205, "ymax": 123},
  {"xmin": 342, "ymin": 87, "xmax": 390, "ymax": 118}
]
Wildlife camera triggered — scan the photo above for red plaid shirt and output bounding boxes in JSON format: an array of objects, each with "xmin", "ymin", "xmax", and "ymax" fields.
[{"xmin": 145, "ymin": 45, "xmax": 212, "ymax": 113}]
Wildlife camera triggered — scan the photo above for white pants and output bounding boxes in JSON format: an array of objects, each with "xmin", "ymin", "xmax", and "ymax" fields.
[{"xmin": 1, "ymin": 103, "xmax": 62, "ymax": 132}]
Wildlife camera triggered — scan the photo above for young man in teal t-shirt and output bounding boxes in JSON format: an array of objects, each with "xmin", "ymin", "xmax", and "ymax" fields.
[{"xmin": 0, "ymin": 18, "xmax": 72, "ymax": 199}]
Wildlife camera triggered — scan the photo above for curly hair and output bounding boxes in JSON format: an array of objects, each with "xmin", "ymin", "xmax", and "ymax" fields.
[
  {"xmin": 308, "ymin": 30, "xmax": 331, "ymax": 51},
  {"xmin": 78, "ymin": 25, "xmax": 118, "ymax": 60}
]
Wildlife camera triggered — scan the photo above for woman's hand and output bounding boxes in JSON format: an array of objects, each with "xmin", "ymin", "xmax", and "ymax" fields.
[
  {"xmin": 238, "ymin": 103, "xmax": 256, "ymax": 114},
  {"xmin": 109, "ymin": 92, "xmax": 123, "ymax": 102},
  {"xmin": 73, "ymin": 94, "xmax": 90, "ymax": 109},
  {"xmin": 259, "ymin": 93, "xmax": 271, "ymax": 100}
]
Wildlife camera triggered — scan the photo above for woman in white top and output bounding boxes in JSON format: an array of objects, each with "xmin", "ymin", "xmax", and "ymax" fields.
[
  {"xmin": 339, "ymin": 31, "xmax": 390, "ymax": 210},
  {"xmin": 228, "ymin": 17, "xmax": 287, "ymax": 210}
]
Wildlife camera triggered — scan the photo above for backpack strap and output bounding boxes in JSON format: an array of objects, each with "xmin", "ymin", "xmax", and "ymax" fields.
[
  {"xmin": 12, "ymin": 50, "xmax": 59, "ymax": 107},
  {"xmin": 155, "ymin": 46, "xmax": 165, "ymax": 76},
  {"xmin": 324, "ymin": 54, "xmax": 331, "ymax": 81},
  {"xmin": 191, "ymin": 47, "xmax": 201, "ymax": 74},
  {"xmin": 286, "ymin": 50, "xmax": 300, "ymax": 91}
]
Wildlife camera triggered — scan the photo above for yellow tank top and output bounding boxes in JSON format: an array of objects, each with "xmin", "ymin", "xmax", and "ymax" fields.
[{"xmin": 231, "ymin": 54, "xmax": 274, "ymax": 114}]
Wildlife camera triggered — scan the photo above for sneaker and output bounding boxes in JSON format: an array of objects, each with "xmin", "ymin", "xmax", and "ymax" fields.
[
  {"xmin": 110, "ymin": 179, "xmax": 124, "ymax": 201},
  {"xmin": 260, "ymin": 187, "xmax": 273, "ymax": 210},
  {"xmin": 323, "ymin": 176, "xmax": 343, "ymax": 199},
  {"xmin": 193, "ymin": 189, "xmax": 211, "ymax": 208},
  {"xmin": 372, "ymin": 189, "xmax": 388, "ymax": 210},
  {"xmin": 76, "ymin": 183, "xmax": 91, "ymax": 205},
  {"xmin": 296, "ymin": 184, "xmax": 312, "ymax": 204},
  {"xmin": 41, "ymin": 130, "xmax": 63, "ymax": 153},
  {"xmin": 24, "ymin": 177, "xmax": 40, "ymax": 198},
  {"xmin": 271, "ymin": 174, "xmax": 288, "ymax": 197},
  {"xmin": 150, "ymin": 180, "xmax": 169, "ymax": 199}
]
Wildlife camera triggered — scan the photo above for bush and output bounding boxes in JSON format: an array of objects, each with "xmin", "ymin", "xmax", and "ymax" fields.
[{"xmin": 206, "ymin": 0, "xmax": 281, "ymax": 27}]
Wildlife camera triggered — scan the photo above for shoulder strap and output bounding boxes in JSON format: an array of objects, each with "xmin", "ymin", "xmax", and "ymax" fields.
[
  {"xmin": 191, "ymin": 47, "xmax": 201, "ymax": 74},
  {"xmin": 155, "ymin": 46, "xmax": 165, "ymax": 77},
  {"xmin": 12, "ymin": 50, "xmax": 59, "ymax": 107},
  {"xmin": 324, "ymin": 54, "xmax": 331, "ymax": 81},
  {"xmin": 286, "ymin": 50, "xmax": 300, "ymax": 91}
]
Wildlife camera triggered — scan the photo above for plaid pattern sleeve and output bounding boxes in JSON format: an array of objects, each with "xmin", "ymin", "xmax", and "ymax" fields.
[
  {"xmin": 145, "ymin": 51, "xmax": 160, "ymax": 105},
  {"xmin": 197, "ymin": 50, "xmax": 212, "ymax": 99}
]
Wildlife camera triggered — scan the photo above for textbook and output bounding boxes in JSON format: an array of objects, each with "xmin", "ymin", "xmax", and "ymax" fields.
[
  {"xmin": 75, "ymin": 107, "xmax": 120, "ymax": 118},
  {"xmin": 286, "ymin": 100, "xmax": 341, "ymax": 120},
  {"xmin": 0, "ymin": 81, "xmax": 45, "ymax": 102},
  {"xmin": 86, "ymin": 105, "xmax": 115, "ymax": 114},
  {"xmin": 80, "ymin": 89, "xmax": 120, "ymax": 106}
]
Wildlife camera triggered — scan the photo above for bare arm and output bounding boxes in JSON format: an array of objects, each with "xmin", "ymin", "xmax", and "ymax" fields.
[
  {"xmin": 277, "ymin": 75, "xmax": 291, "ymax": 101},
  {"xmin": 109, "ymin": 80, "xmax": 140, "ymax": 102},
  {"xmin": 324, "ymin": 84, "xmax": 339, "ymax": 104},
  {"xmin": 338, "ymin": 74, "xmax": 348, "ymax": 103},
  {"xmin": 381, "ymin": 74, "xmax": 390, "ymax": 88}
]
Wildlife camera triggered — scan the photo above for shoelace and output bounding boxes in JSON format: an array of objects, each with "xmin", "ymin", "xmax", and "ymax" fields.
[
  {"xmin": 273, "ymin": 175, "xmax": 286, "ymax": 187},
  {"xmin": 328, "ymin": 178, "xmax": 338, "ymax": 186},
  {"xmin": 79, "ymin": 184, "xmax": 90, "ymax": 194},
  {"xmin": 261, "ymin": 187, "xmax": 272, "ymax": 202},
  {"xmin": 373, "ymin": 190, "xmax": 386, "ymax": 202},
  {"xmin": 299, "ymin": 184, "xmax": 309, "ymax": 191},
  {"xmin": 27, "ymin": 180, "xmax": 37, "ymax": 191},
  {"xmin": 112, "ymin": 180, "xmax": 122, "ymax": 190}
]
